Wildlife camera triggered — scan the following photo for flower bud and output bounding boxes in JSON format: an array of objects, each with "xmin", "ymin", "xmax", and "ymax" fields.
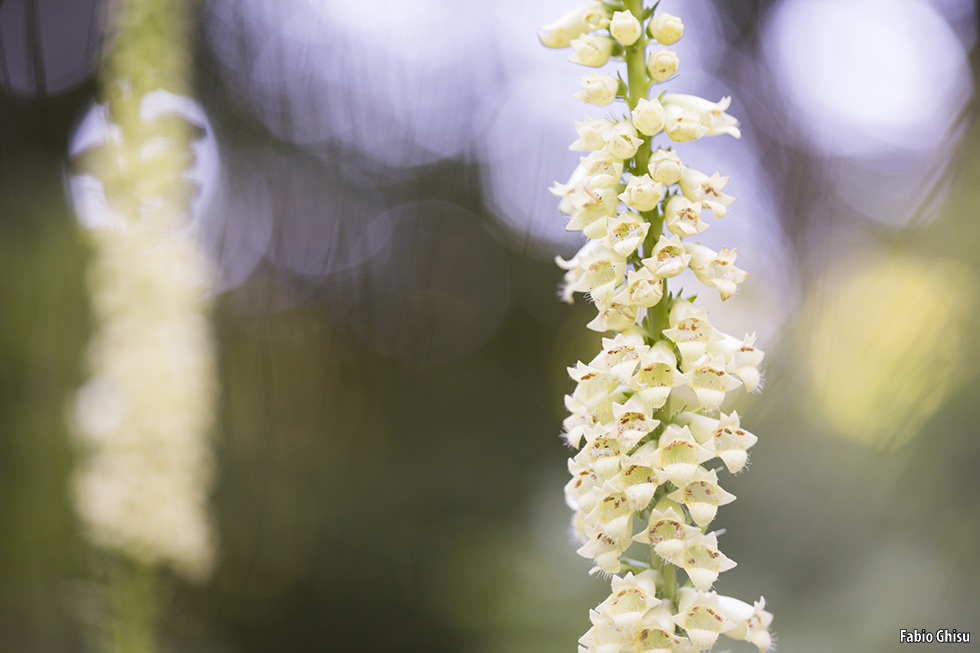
[
  {"xmin": 631, "ymin": 97, "xmax": 665, "ymax": 136},
  {"xmin": 574, "ymin": 73, "xmax": 619, "ymax": 106},
  {"xmin": 610, "ymin": 10, "xmax": 642, "ymax": 46},
  {"xmin": 649, "ymin": 149, "xmax": 684, "ymax": 185},
  {"xmin": 649, "ymin": 13, "xmax": 684, "ymax": 45},
  {"xmin": 569, "ymin": 34, "xmax": 614, "ymax": 67},
  {"xmin": 619, "ymin": 174, "xmax": 663, "ymax": 211},
  {"xmin": 538, "ymin": 3, "xmax": 612, "ymax": 49},
  {"xmin": 646, "ymin": 48, "xmax": 679, "ymax": 82}
]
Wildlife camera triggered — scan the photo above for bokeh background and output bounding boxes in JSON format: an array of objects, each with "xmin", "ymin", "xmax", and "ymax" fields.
[{"xmin": 2, "ymin": 0, "xmax": 980, "ymax": 651}]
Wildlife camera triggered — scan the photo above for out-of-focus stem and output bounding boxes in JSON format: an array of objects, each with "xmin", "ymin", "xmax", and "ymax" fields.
[{"xmin": 107, "ymin": 558, "xmax": 158, "ymax": 653}]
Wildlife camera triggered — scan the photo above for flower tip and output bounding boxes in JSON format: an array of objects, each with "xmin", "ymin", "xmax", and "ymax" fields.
[{"xmin": 718, "ymin": 449, "xmax": 748, "ymax": 474}]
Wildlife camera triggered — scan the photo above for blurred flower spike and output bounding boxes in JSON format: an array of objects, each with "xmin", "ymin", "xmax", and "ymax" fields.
[
  {"xmin": 541, "ymin": 2, "xmax": 775, "ymax": 651},
  {"xmin": 70, "ymin": 0, "xmax": 218, "ymax": 584}
]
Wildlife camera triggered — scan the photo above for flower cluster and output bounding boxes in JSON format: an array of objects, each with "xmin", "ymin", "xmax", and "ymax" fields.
[{"xmin": 541, "ymin": 2, "xmax": 773, "ymax": 651}]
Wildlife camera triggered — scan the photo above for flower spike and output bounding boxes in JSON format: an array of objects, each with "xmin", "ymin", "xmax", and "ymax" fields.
[{"xmin": 543, "ymin": 4, "xmax": 774, "ymax": 648}]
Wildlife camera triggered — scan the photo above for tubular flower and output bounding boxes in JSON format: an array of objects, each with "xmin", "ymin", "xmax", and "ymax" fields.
[
  {"xmin": 685, "ymin": 243, "xmax": 749, "ymax": 302},
  {"xmin": 590, "ymin": 331, "xmax": 647, "ymax": 382},
  {"xmin": 571, "ymin": 115, "xmax": 617, "ymax": 151},
  {"xmin": 619, "ymin": 174, "xmax": 664, "ymax": 211},
  {"xmin": 716, "ymin": 595, "xmax": 775, "ymax": 653},
  {"xmin": 679, "ymin": 168, "xmax": 736, "ymax": 217},
  {"xmin": 663, "ymin": 104, "xmax": 709, "ymax": 142},
  {"xmin": 628, "ymin": 340, "xmax": 687, "ymax": 410},
  {"xmin": 675, "ymin": 410, "xmax": 758, "ymax": 474},
  {"xmin": 684, "ymin": 353, "xmax": 744, "ymax": 413},
  {"xmin": 634, "ymin": 505, "xmax": 701, "ymax": 565},
  {"xmin": 542, "ymin": 3, "xmax": 774, "ymax": 650},
  {"xmin": 667, "ymin": 468, "xmax": 736, "ymax": 527},
  {"xmin": 664, "ymin": 194, "xmax": 708, "ymax": 237},
  {"xmin": 613, "ymin": 267, "xmax": 664, "ymax": 308},
  {"xmin": 581, "ymin": 151, "xmax": 626, "ymax": 188},
  {"xmin": 662, "ymin": 94, "xmax": 741, "ymax": 138},
  {"xmin": 611, "ymin": 395, "xmax": 659, "ymax": 449},
  {"xmin": 642, "ymin": 234, "xmax": 691, "ymax": 278},
  {"xmin": 593, "ymin": 569, "xmax": 662, "ymax": 631},
  {"xmin": 610, "ymin": 445, "xmax": 662, "ymax": 511},
  {"xmin": 649, "ymin": 424, "xmax": 714, "ymax": 489},
  {"xmin": 672, "ymin": 589, "xmax": 736, "ymax": 651},
  {"xmin": 603, "ymin": 121, "xmax": 645, "ymax": 160},
  {"xmin": 539, "ymin": 3, "xmax": 612, "ymax": 48},
  {"xmin": 662, "ymin": 301, "xmax": 724, "ymax": 367},
  {"xmin": 707, "ymin": 332, "xmax": 765, "ymax": 393},
  {"xmin": 677, "ymin": 532, "xmax": 737, "ymax": 591}
]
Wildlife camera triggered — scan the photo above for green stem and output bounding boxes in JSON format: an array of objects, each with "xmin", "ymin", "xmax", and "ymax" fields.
[
  {"xmin": 662, "ymin": 560, "xmax": 678, "ymax": 608},
  {"xmin": 624, "ymin": 0, "xmax": 651, "ymax": 174},
  {"xmin": 625, "ymin": 2, "xmax": 679, "ymax": 610}
]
